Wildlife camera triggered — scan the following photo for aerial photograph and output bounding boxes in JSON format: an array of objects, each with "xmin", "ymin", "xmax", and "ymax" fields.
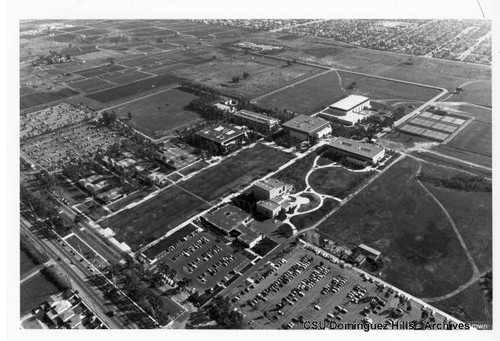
[{"xmin": 17, "ymin": 15, "xmax": 492, "ymax": 333}]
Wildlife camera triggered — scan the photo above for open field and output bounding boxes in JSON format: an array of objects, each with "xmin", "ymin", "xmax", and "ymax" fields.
[
  {"xmin": 86, "ymin": 73, "xmax": 181, "ymax": 103},
  {"xmin": 114, "ymin": 88, "xmax": 201, "ymax": 139},
  {"xmin": 445, "ymin": 81, "xmax": 492, "ymax": 108},
  {"xmin": 432, "ymin": 282, "xmax": 491, "ymax": 326},
  {"xmin": 173, "ymin": 55, "xmax": 323, "ymax": 99},
  {"xmin": 179, "ymin": 144, "xmax": 293, "ymax": 203},
  {"xmin": 254, "ymin": 69, "xmax": 440, "ymax": 115},
  {"xmin": 74, "ymin": 64, "xmax": 125, "ymax": 78},
  {"xmin": 274, "ymin": 152, "xmax": 318, "ymax": 193},
  {"xmin": 317, "ymin": 156, "xmax": 473, "ymax": 298},
  {"xmin": 100, "ymin": 70, "xmax": 153, "ymax": 85},
  {"xmin": 70, "ymin": 77, "xmax": 114, "ymax": 93},
  {"xmin": 21, "ymin": 88, "xmax": 79, "ymax": 110},
  {"xmin": 100, "ymin": 186, "xmax": 208, "ymax": 251},
  {"xmin": 291, "ymin": 198, "xmax": 338, "ymax": 231},
  {"xmin": 431, "ymin": 145, "xmax": 492, "ymax": 168},
  {"xmin": 445, "ymin": 121, "xmax": 491, "ymax": 157},
  {"xmin": 21, "ymin": 272, "xmax": 62, "ymax": 315},
  {"xmin": 309, "ymin": 167, "xmax": 375, "ymax": 199},
  {"xmin": 20, "ymin": 248, "xmax": 39, "ymax": 276}
]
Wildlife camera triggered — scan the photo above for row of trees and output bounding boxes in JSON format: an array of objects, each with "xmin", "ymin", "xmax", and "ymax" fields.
[
  {"xmin": 206, "ymin": 295, "xmax": 244, "ymax": 329},
  {"xmin": 417, "ymin": 172, "xmax": 492, "ymax": 192}
]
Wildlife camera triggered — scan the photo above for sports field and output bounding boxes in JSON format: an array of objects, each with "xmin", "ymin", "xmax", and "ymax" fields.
[
  {"xmin": 178, "ymin": 143, "xmax": 294, "ymax": 202},
  {"xmin": 114, "ymin": 88, "xmax": 202, "ymax": 139},
  {"xmin": 317, "ymin": 156, "xmax": 474, "ymax": 298},
  {"xmin": 254, "ymin": 69, "xmax": 441, "ymax": 115},
  {"xmin": 100, "ymin": 186, "xmax": 209, "ymax": 251}
]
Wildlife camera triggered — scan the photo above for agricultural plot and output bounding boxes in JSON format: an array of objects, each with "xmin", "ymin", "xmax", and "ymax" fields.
[
  {"xmin": 178, "ymin": 143, "xmax": 294, "ymax": 203},
  {"xmin": 60, "ymin": 45, "xmax": 99, "ymax": 56},
  {"xmin": 114, "ymin": 88, "xmax": 201, "ymax": 139},
  {"xmin": 74, "ymin": 64, "xmax": 125, "ymax": 78},
  {"xmin": 70, "ymin": 78, "xmax": 114, "ymax": 93},
  {"xmin": 20, "ymin": 88, "xmax": 79, "ymax": 110},
  {"xmin": 100, "ymin": 70, "xmax": 153, "ymax": 85},
  {"xmin": 317, "ymin": 157, "xmax": 474, "ymax": 298},
  {"xmin": 86, "ymin": 73, "xmax": 181, "ymax": 103},
  {"xmin": 100, "ymin": 186, "xmax": 209, "ymax": 251}
]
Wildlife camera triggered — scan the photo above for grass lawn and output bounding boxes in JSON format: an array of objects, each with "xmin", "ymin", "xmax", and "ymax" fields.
[
  {"xmin": 317, "ymin": 156, "xmax": 473, "ymax": 298},
  {"xmin": 274, "ymin": 152, "xmax": 318, "ymax": 193},
  {"xmin": 100, "ymin": 186, "xmax": 208, "ymax": 251},
  {"xmin": 179, "ymin": 143, "xmax": 294, "ymax": 202},
  {"xmin": 21, "ymin": 272, "xmax": 61, "ymax": 315},
  {"xmin": 291, "ymin": 198, "xmax": 338, "ymax": 231},
  {"xmin": 432, "ymin": 282, "xmax": 492, "ymax": 326},
  {"xmin": 445, "ymin": 120, "xmax": 491, "ymax": 157},
  {"xmin": 297, "ymin": 192, "xmax": 321, "ymax": 213},
  {"xmin": 115, "ymin": 88, "xmax": 202, "ymax": 139},
  {"xmin": 308, "ymin": 167, "xmax": 375, "ymax": 199}
]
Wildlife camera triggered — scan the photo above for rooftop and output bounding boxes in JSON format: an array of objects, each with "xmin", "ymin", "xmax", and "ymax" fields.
[
  {"xmin": 257, "ymin": 199, "xmax": 281, "ymax": 211},
  {"xmin": 330, "ymin": 95, "xmax": 370, "ymax": 111},
  {"xmin": 238, "ymin": 222, "xmax": 262, "ymax": 245},
  {"xmin": 328, "ymin": 137, "xmax": 384, "ymax": 159},
  {"xmin": 196, "ymin": 123, "xmax": 245, "ymax": 144},
  {"xmin": 234, "ymin": 110, "xmax": 279, "ymax": 125},
  {"xmin": 358, "ymin": 243, "xmax": 381, "ymax": 257},
  {"xmin": 282, "ymin": 115, "xmax": 330, "ymax": 134},
  {"xmin": 203, "ymin": 204, "xmax": 252, "ymax": 234},
  {"xmin": 254, "ymin": 178, "xmax": 286, "ymax": 192}
]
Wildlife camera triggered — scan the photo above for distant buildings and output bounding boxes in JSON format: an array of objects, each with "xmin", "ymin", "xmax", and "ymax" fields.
[
  {"xmin": 201, "ymin": 204, "xmax": 262, "ymax": 248},
  {"xmin": 282, "ymin": 115, "xmax": 331, "ymax": 142},
  {"xmin": 196, "ymin": 123, "xmax": 246, "ymax": 148},
  {"xmin": 233, "ymin": 109, "xmax": 279, "ymax": 131},
  {"xmin": 326, "ymin": 137, "xmax": 385, "ymax": 166},
  {"xmin": 253, "ymin": 178, "xmax": 296, "ymax": 218},
  {"xmin": 78, "ymin": 174, "xmax": 110, "ymax": 195}
]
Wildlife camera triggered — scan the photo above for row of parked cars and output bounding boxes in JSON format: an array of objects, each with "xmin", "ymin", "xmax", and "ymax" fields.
[
  {"xmin": 321, "ymin": 275, "xmax": 348, "ymax": 295},
  {"xmin": 346, "ymin": 284, "xmax": 367, "ymax": 304},
  {"xmin": 171, "ymin": 236, "xmax": 209, "ymax": 262},
  {"xmin": 197, "ymin": 254, "xmax": 235, "ymax": 283},
  {"xmin": 165, "ymin": 229, "xmax": 200, "ymax": 254},
  {"xmin": 186, "ymin": 244, "xmax": 223, "ymax": 273}
]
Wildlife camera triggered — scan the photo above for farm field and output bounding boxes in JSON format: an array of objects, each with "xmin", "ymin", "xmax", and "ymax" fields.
[
  {"xmin": 100, "ymin": 185, "xmax": 208, "ymax": 251},
  {"xmin": 173, "ymin": 55, "xmax": 323, "ymax": 99},
  {"xmin": 20, "ymin": 88, "xmax": 79, "ymax": 110},
  {"xmin": 308, "ymin": 167, "xmax": 375, "ymax": 199},
  {"xmin": 70, "ymin": 77, "xmax": 114, "ymax": 93},
  {"xmin": 317, "ymin": 156, "xmax": 473, "ymax": 298},
  {"xmin": 86, "ymin": 73, "xmax": 181, "ymax": 103},
  {"xmin": 74, "ymin": 64, "xmax": 125, "ymax": 78},
  {"xmin": 178, "ymin": 143, "xmax": 294, "ymax": 203},
  {"xmin": 254, "ymin": 68, "xmax": 441, "ymax": 115},
  {"xmin": 20, "ymin": 271, "xmax": 62, "ymax": 315},
  {"xmin": 445, "ymin": 120, "xmax": 491, "ymax": 157},
  {"xmin": 113, "ymin": 88, "xmax": 202, "ymax": 139},
  {"xmin": 100, "ymin": 70, "xmax": 153, "ymax": 85}
]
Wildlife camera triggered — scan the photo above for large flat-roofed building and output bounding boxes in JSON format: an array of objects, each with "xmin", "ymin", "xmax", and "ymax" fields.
[
  {"xmin": 329, "ymin": 95, "xmax": 370, "ymax": 116},
  {"xmin": 233, "ymin": 109, "xmax": 279, "ymax": 130},
  {"xmin": 282, "ymin": 115, "xmax": 332, "ymax": 142},
  {"xmin": 256, "ymin": 199, "xmax": 282, "ymax": 218},
  {"xmin": 200, "ymin": 204, "xmax": 262, "ymax": 248},
  {"xmin": 326, "ymin": 137, "xmax": 385, "ymax": 166},
  {"xmin": 196, "ymin": 124, "xmax": 246, "ymax": 148},
  {"xmin": 253, "ymin": 178, "xmax": 292, "ymax": 200}
]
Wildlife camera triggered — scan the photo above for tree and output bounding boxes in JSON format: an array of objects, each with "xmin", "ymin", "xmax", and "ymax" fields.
[
  {"xmin": 286, "ymin": 60, "xmax": 292, "ymax": 66},
  {"xmin": 242, "ymin": 72, "xmax": 250, "ymax": 79},
  {"xmin": 231, "ymin": 76, "xmax": 240, "ymax": 83},
  {"xmin": 127, "ymin": 112, "xmax": 132, "ymax": 121}
]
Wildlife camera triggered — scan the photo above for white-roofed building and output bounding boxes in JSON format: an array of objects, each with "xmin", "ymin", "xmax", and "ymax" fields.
[{"xmin": 329, "ymin": 95, "xmax": 370, "ymax": 115}]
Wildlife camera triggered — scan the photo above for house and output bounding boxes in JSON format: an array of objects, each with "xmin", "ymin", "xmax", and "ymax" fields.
[
  {"xmin": 96, "ymin": 187, "xmax": 123, "ymax": 204},
  {"xmin": 146, "ymin": 171, "xmax": 170, "ymax": 187},
  {"xmin": 326, "ymin": 137, "xmax": 385, "ymax": 166},
  {"xmin": 196, "ymin": 123, "xmax": 246, "ymax": 148},
  {"xmin": 282, "ymin": 115, "xmax": 331, "ymax": 142}
]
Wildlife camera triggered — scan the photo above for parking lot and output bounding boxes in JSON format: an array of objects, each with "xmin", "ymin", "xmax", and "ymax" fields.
[
  {"xmin": 21, "ymin": 123, "xmax": 128, "ymax": 172},
  {"xmin": 153, "ymin": 228, "xmax": 251, "ymax": 290},
  {"xmin": 228, "ymin": 246, "xmax": 452, "ymax": 329}
]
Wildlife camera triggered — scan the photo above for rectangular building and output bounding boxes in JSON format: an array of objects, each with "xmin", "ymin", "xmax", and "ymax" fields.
[
  {"xmin": 253, "ymin": 178, "xmax": 292, "ymax": 200},
  {"xmin": 282, "ymin": 115, "xmax": 331, "ymax": 142},
  {"xmin": 357, "ymin": 243, "xmax": 381, "ymax": 261},
  {"xmin": 234, "ymin": 109, "xmax": 279, "ymax": 130},
  {"xmin": 329, "ymin": 95, "xmax": 370, "ymax": 116},
  {"xmin": 256, "ymin": 199, "xmax": 282, "ymax": 218},
  {"xmin": 196, "ymin": 123, "xmax": 246, "ymax": 148},
  {"xmin": 326, "ymin": 137, "xmax": 385, "ymax": 166}
]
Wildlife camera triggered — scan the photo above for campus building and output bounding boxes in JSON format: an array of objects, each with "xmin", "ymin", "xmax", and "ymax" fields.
[
  {"xmin": 329, "ymin": 95, "xmax": 371, "ymax": 116},
  {"xmin": 282, "ymin": 115, "xmax": 331, "ymax": 142},
  {"xmin": 253, "ymin": 178, "xmax": 296, "ymax": 218},
  {"xmin": 326, "ymin": 137, "xmax": 385, "ymax": 166},
  {"xmin": 201, "ymin": 205, "xmax": 262, "ymax": 248},
  {"xmin": 233, "ymin": 109, "xmax": 279, "ymax": 130},
  {"xmin": 196, "ymin": 123, "xmax": 246, "ymax": 148}
]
